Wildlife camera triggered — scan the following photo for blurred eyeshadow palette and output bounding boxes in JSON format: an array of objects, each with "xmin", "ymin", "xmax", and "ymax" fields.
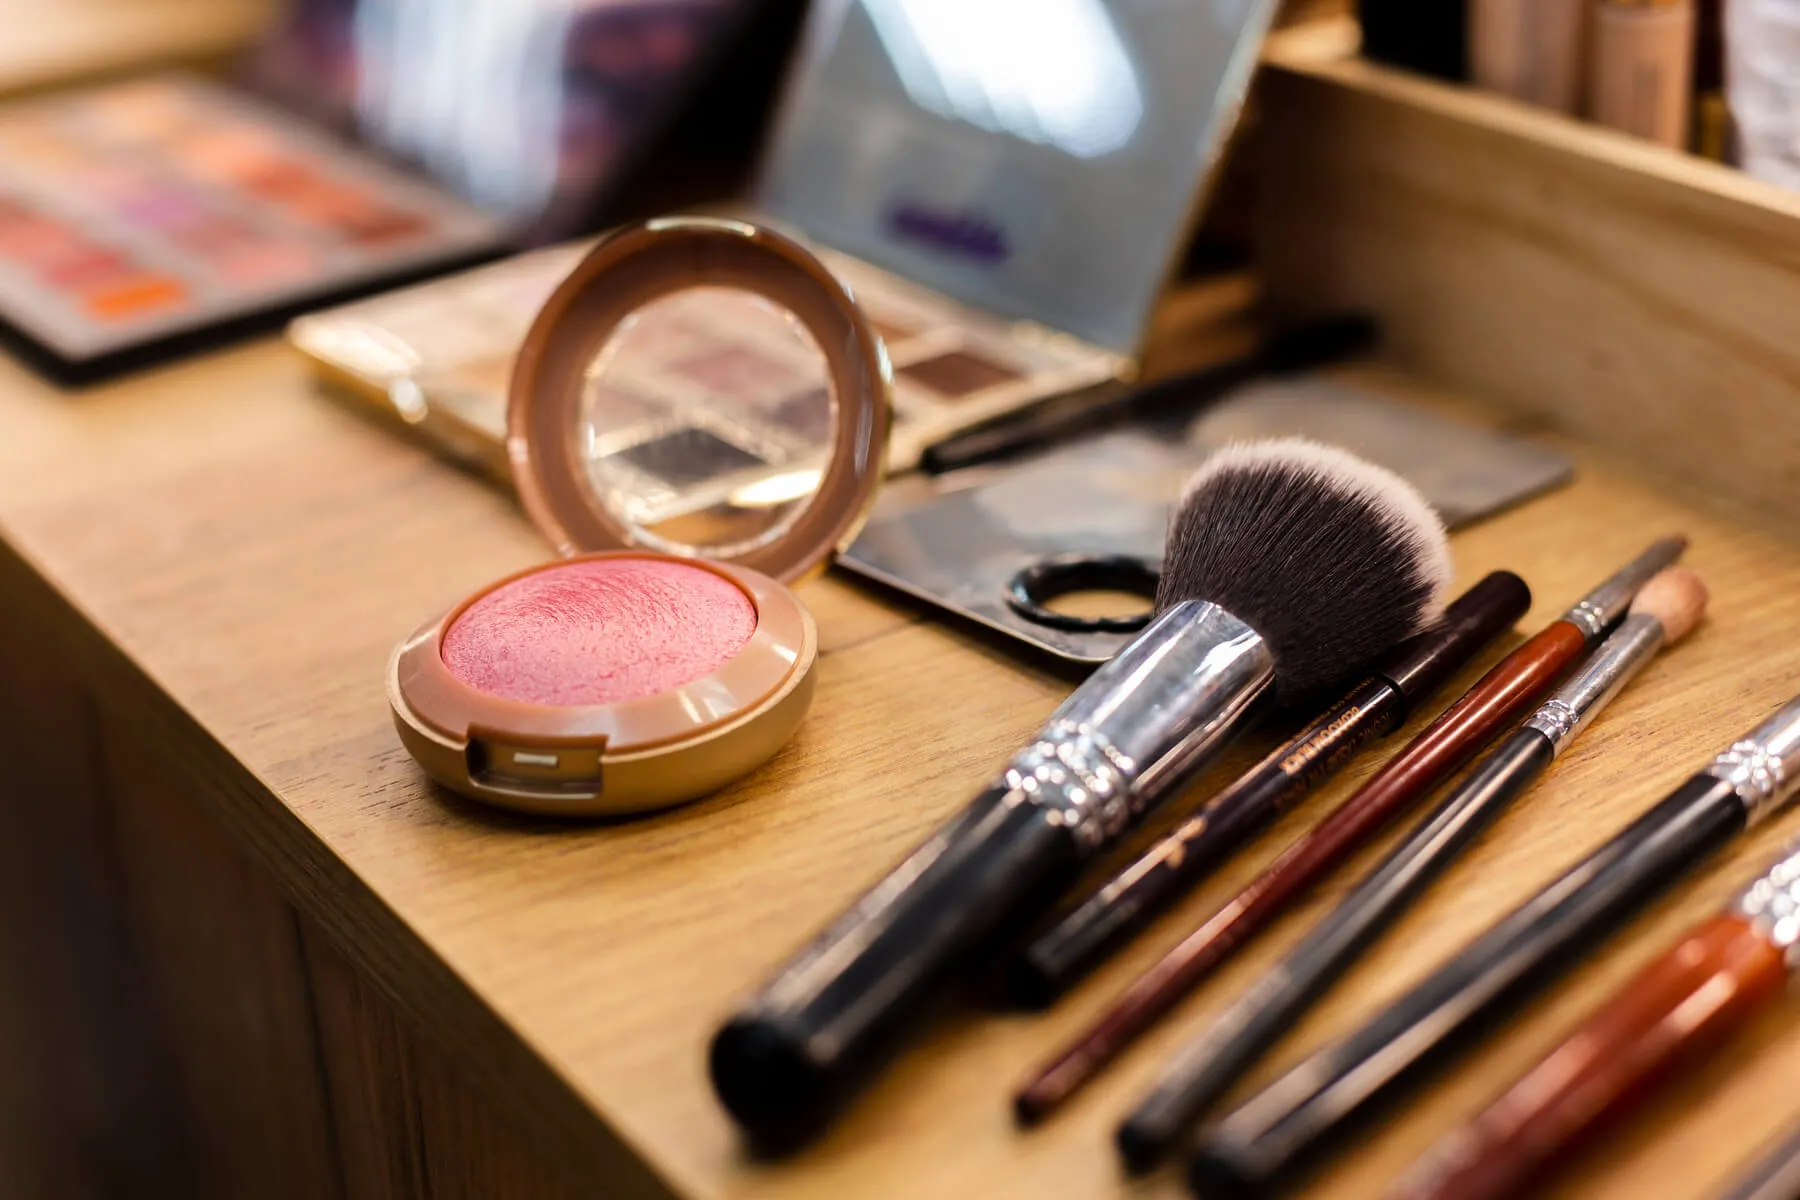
[
  {"xmin": 292, "ymin": 0, "xmax": 1288, "ymax": 474},
  {"xmin": 249, "ymin": 0, "xmax": 757, "ymax": 242},
  {"xmin": 0, "ymin": 75, "xmax": 508, "ymax": 382}
]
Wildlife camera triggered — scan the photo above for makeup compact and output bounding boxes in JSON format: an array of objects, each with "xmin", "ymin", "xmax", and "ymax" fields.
[
  {"xmin": 0, "ymin": 75, "xmax": 508, "ymax": 382},
  {"xmin": 389, "ymin": 216, "xmax": 888, "ymax": 816},
  {"xmin": 291, "ymin": 0, "xmax": 1279, "ymax": 471}
]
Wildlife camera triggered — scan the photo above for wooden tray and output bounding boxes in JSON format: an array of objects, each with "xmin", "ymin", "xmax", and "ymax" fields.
[{"xmin": 1255, "ymin": 19, "xmax": 1800, "ymax": 518}]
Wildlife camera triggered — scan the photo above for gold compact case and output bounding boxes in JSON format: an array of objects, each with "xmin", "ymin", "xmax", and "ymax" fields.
[{"xmin": 389, "ymin": 217, "xmax": 890, "ymax": 816}]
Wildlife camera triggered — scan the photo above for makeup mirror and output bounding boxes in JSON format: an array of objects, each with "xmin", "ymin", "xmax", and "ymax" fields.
[
  {"xmin": 577, "ymin": 285, "xmax": 835, "ymax": 560},
  {"xmin": 510, "ymin": 216, "xmax": 889, "ymax": 585},
  {"xmin": 758, "ymin": 0, "xmax": 1284, "ymax": 354}
]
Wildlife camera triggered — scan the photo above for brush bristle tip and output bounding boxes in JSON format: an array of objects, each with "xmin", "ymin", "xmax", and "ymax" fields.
[
  {"xmin": 1631, "ymin": 567, "xmax": 1708, "ymax": 642},
  {"xmin": 1160, "ymin": 438, "xmax": 1452, "ymax": 700}
]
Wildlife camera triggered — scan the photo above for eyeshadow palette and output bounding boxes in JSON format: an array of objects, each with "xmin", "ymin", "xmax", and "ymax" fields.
[
  {"xmin": 287, "ymin": 0, "xmax": 1296, "ymax": 519},
  {"xmin": 0, "ymin": 74, "xmax": 510, "ymax": 382},
  {"xmin": 248, "ymin": 0, "xmax": 760, "ymax": 243},
  {"xmin": 289, "ymin": 228, "xmax": 1126, "ymax": 483}
]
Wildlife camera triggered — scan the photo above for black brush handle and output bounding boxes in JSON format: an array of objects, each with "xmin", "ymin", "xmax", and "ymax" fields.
[
  {"xmin": 1012, "ymin": 678, "xmax": 1404, "ymax": 1008},
  {"xmin": 1011, "ymin": 571, "xmax": 1532, "ymax": 1009},
  {"xmin": 713, "ymin": 598, "xmax": 1279, "ymax": 1150},
  {"xmin": 919, "ymin": 314, "xmax": 1378, "ymax": 475},
  {"xmin": 1189, "ymin": 774, "xmax": 1745, "ymax": 1200},
  {"xmin": 709, "ymin": 786, "xmax": 1080, "ymax": 1151},
  {"xmin": 1117, "ymin": 726, "xmax": 1554, "ymax": 1170}
]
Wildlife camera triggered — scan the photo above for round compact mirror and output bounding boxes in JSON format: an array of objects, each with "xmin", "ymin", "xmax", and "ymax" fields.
[
  {"xmin": 510, "ymin": 217, "xmax": 890, "ymax": 583},
  {"xmin": 577, "ymin": 285, "xmax": 834, "ymax": 561}
]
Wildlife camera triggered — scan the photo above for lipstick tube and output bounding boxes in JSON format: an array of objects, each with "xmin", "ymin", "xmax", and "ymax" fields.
[{"xmin": 1470, "ymin": 0, "xmax": 1589, "ymax": 114}]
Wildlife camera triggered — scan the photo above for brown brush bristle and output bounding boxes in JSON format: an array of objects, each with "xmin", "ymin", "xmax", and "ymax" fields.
[{"xmin": 1629, "ymin": 567, "xmax": 1708, "ymax": 643}]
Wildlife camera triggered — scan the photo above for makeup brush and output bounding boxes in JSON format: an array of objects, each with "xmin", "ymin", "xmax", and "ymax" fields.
[
  {"xmin": 919, "ymin": 314, "xmax": 1379, "ymax": 475},
  {"xmin": 1718, "ymin": 1118, "xmax": 1800, "ymax": 1200},
  {"xmin": 1010, "ymin": 538, "xmax": 1684, "ymax": 1127},
  {"xmin": 708, "ymin": 439, "xmax": 1452, "ymax": 1150},
  {"xmin": 1009, "ymin": 571, "xmax": 1531, "ymax": 1013},
  {"xmin": 1394, "ymin": 832, "xmax": 1800, "ymax": 1200},
  {"xmin": 1118, "ymin": 569, "xmax": 1705, "ymax": 1171},
  {"xmin": 1191, "ymin": 692, "xmax": 1800, "ymax": 1200}
]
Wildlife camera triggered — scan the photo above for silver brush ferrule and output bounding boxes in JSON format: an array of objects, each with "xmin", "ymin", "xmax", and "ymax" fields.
[
  {"xmin": 1559, "ymin": 535, "xmax": 1687, "ymax": 640},
  {"xmin": 1703, "ymin": 694, "xmax": 1800, "ymax": 827},
  {"xmin": 1001, "ymin": 600, "xmax": 1275, "ymax": 854},
  {"xmin": 1730, "ymin": 840, "xmax": 1800, "ymax": 969},
  {"xmin": 1523, "ymin": 612, "xmax": 1667, "ymax": 755}
]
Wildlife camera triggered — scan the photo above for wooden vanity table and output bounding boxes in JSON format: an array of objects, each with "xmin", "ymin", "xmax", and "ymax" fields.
[
  {"xmin": 5, "ymin": 18, "xmax": 1800, "ymax": 1200},
  {"xmin": 0, "ymin": 0, "xmax": 277, "ymax": 97}
]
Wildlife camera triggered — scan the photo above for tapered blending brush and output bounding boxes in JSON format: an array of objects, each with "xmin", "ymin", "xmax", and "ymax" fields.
[
  {"xmin": 1191, "ymin": 692, "xmax": 1800, "ymax": 1200},
  {"xmin": 1116, "ymin": 568, "xmax": 1705, "ymax": 1171},
  {"xmin": 1011, "ymin": 537, "xmax": 1685, "ymax": 1127},
  {"xmin": 708, "ymin": 440, "xmax": 1452, "ymax": 1151},
  {"xmin": 1395, "ymin": 832, "xmax": 1800, "ymax": 1200}
]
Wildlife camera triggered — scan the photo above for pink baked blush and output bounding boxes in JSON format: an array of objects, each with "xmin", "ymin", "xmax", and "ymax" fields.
[{"xmin": 441, "ymin": 557, "xmax": 758, "ymax": 707}]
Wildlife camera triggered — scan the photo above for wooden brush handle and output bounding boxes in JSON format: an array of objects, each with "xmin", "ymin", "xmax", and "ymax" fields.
[
  {"xmin": 1014, "ymin": 621, "xmax": 1585, "ymax": 1124},
  {"xmin": 1141, "ymin": 620, "xmax": 1588, "ymax": 1001},
  {"xmin": 1247, "ymin": 621, "xmax": 1586, "ymax": 910},
  {"xmin": 1396, "ymin": 913, "xmax": 1788, "ymax": 1200}
]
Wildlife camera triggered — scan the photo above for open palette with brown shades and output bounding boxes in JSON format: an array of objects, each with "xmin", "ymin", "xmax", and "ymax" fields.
[
  {"xmin": 290, "ymin": 232, "xmax": 1120, "ymax": 480},
  {"xmin": 290, "ymin": 0, "xmax": 1288, "ymax": 476}
]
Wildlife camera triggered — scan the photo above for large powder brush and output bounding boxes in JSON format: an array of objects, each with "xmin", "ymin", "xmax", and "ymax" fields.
[
  {"xmin": 1160, "ymin": 441, "xmax": 1451, "ymax": 701},
  {"xmin": 709, "ymin": 438, "xmax": 1452, "ymax": 1151}
]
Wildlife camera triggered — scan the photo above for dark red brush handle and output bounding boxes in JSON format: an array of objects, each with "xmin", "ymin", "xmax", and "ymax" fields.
[
  {"xmin": 1394, "ymin": 913, "xmax": 1788, "ymax": 1200},
  {"xmin": 1014, "ymin": 621, "xmax": 1587, "ymax": 1122}
]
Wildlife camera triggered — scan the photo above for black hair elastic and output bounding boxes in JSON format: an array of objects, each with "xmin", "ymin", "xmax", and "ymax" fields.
[{"xmin": 1005, "ymin": 554, "xmax": 1161, "ymax": 634}]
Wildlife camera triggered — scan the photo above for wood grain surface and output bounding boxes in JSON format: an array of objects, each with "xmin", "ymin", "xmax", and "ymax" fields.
[
  {"xmin": 0, "ymin": 0, "xmax": 277, "ymax": 96},
  {"xmin": 1254, "ymin": 27, "xmax": 1800, "ymax": 520},
  {"xmin": 3, "ymin": 330, "xmax": 1800, "ymax": 1200}
]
